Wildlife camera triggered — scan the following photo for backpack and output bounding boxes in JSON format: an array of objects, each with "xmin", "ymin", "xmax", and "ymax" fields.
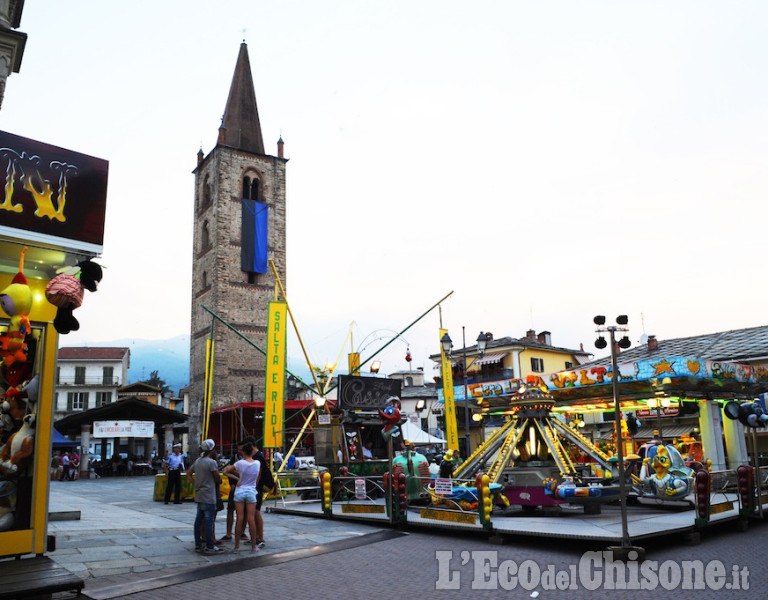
[{"xmin": 256, "ymin": 453, "xmax": 275, "ymax": 492}]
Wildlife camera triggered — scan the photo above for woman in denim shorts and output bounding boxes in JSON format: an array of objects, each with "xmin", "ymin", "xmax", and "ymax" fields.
[{"xmin": 223, "ymin": 441, "xmax": 261, "ymax": 553}]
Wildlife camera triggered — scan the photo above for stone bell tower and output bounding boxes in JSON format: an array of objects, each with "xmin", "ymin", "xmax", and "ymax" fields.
[{"xmin": 188, "ymin": 42, "xmax": 287, "ymax": 452}]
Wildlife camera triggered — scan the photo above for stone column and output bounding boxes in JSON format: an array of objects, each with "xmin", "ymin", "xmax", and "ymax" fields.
[
  {"xmin": 699, "ymin": 399, "xmax": 727, "ymax": 471},
  {"xmin": 723, "ymin": 415, "xmax": 749, "ymax": 469},
  {"xmin": 164, "ymin": 424, "xmax": 174, "ymax": 454},
  {"xmin": 80, "ymin": 423, "xmax": 91, "ymax": 479}
]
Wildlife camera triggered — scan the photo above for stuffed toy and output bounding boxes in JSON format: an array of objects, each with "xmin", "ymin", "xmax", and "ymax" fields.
[
  {"xmin": 378, "ymin": 396, "xmax": 402, "ymax": 441},
  {"xmin": 0, "ymin": 412, "xmax": 35, "ymax": 475},
  {"xmin": 0, "ymin": 247, "xmax": 32, "ymax": 367},
  {"xmin": 46, "ymin": 258, "xmax": 104, "ymax": 334}
]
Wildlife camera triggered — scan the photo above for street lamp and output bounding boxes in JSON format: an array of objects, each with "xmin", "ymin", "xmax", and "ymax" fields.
[
  {"xmin": 594, "ymin": 314, "xmax": 643, "ymax": 560},
  {"xmin": 440, "ymin": 329, "xmax": 488, "ymax": 457}
]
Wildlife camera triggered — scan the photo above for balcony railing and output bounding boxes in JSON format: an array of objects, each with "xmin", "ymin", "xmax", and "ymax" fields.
[{"xmin": 56, "ymin": 376, "xmax": 122, "ymax": 386}]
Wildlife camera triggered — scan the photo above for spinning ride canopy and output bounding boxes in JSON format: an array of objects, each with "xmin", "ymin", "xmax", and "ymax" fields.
[{"xmin": 453, "ymin": 382, "xmax": 613, "ymax": 484}]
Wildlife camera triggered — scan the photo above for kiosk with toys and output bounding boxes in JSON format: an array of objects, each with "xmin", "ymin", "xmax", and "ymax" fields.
[{"xmin": 0, "ymin": 130, "xmax": 108, "ymax": 565}]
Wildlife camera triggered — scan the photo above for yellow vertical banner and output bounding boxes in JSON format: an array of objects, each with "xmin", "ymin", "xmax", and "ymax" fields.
[
  {"xmin": 264, "ymin": 301, "xmax": 287, "ymax": 448},
  {"xmin": 203, "ymin": 338, "xmax": 215, "ymax": 439},
  {"xmin": 440, "ymin": 328, "xmax": 460, "ymax": 450}
]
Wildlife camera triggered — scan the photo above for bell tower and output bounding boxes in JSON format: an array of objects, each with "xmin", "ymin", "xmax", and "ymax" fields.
[{"xmin": 188, "ymin": 42, "xmax": 287, "ymax": 451}]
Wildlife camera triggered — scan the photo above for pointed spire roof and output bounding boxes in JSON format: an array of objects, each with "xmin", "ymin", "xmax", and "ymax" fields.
[{"xmin": 220, "ymin": 42, "xmax": 265, "ymax": 154}]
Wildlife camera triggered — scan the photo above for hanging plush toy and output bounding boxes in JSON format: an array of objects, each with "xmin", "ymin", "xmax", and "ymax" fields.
[
  {"xmin": 46, "ymin": 258, "xmax": 103, "ymax": 334},
  {"xmin": 0, "ymin": 247, "xmax": 32, "ymax": 367}
]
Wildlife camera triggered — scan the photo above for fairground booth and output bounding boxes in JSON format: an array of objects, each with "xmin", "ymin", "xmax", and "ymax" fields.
[
  {"xmin": 0, "ymin": 130, "xmax": 108, "ymax": 559},
  {"xmin": 468, "ymin": 353, "xmax": 768, "ymax": 471}
]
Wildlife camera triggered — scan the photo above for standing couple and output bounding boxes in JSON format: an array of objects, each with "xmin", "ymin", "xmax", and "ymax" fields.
[{"xmin": 222, "ymin": 437, "xmax": 266, "ymax": 553}]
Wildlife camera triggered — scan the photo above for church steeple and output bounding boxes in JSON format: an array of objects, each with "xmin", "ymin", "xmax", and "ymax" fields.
[{"xmin": 220, "ymin": 42, "xmax": 265, "ymax": 154}]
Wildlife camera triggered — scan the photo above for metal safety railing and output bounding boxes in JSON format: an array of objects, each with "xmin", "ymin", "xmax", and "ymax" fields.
[
  {"xmin": 269, "ymin": 469, "xmax": 325, "ymax": 508},
  {"xmin": 332, "ymin": 475, "xmax": 386, "ymax": 504}
]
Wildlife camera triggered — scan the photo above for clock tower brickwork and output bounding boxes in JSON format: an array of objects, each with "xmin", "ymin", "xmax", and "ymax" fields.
[{"xmin": 187, "ymin": 43, "xmax": 287, "ymax": 453}]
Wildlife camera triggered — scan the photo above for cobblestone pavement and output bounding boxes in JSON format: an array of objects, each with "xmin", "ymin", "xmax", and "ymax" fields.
[
  {"xmin": 46, "ymin": 477, "xmax": 384, "ymax": 587},
  {"xmin": 47, "ymin": 477, "xmax": 768, "ymax": 599}
]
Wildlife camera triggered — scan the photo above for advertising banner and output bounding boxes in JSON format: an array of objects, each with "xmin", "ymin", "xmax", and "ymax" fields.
[
  {"xmin": 93, "ymin": 420, "xmax": 154, "ymax": 438},
  {"xmin": 264, "ymin": 301, "xmax": 287, "ymax": 448},
  {"xmin": 440, "ymin": 328, "xmax": 460, "ymax": 451}
]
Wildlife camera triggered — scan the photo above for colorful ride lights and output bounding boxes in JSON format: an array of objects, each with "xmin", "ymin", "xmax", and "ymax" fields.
[
  {"xmin": 396, "ymin": 471, "xmax": 407, "ymax": 516},
  {"xmin": 321, "ymin": 471, "xmax": 332, "ymax": 513},
  {"xmin": 694, "ymin": 470, "xmax": 711, "ymax": 522},
  {"xmin": 736, "ymin": 465, "xmax": 754, "ymax": 515},
  {"xmin": 476, "ymin": 472, "xmax": 492, "ymax": 527}
]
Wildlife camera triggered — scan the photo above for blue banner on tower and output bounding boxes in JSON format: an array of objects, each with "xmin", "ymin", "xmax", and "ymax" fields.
[{"xmin": 241, "ymin": 199, "xmax": 268, "ymax": 273}]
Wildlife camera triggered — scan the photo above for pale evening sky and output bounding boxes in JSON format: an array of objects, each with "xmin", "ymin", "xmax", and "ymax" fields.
[{"xmin": 4, "ymin": 1, "xmax": 768, "ymax": 380}]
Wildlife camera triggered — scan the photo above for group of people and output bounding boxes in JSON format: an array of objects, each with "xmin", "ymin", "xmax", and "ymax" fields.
[
  {"xmin": 49, "ymin": 451, "xmax": 80, "ymax": 481},
  {"xmin": 184, "ymin": 437, "xmax": 273, "ymax": 555}
]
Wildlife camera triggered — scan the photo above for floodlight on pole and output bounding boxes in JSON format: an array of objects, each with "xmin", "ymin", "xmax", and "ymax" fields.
[{"xmin": 594, "ymin": 314, "xmax": 645, "ymax": 559}]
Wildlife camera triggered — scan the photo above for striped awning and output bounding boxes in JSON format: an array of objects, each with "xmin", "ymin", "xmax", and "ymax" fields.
[
  {"xmin": 451, "ymin": 352, "xmax": 508, "ymax": 368},
  {"xmin": 474, "ymin": 352, "xmax": 507, "ymax": 366}
]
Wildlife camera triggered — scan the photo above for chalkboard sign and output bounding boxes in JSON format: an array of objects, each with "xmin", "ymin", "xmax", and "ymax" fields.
[{"xmin": 337, "ymin": 375, "xmax": 402, "ymax": 410}]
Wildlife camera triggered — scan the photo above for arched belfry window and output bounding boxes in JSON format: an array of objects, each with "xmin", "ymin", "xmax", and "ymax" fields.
[{"xmin": 242, "ymin": 175, "xmax": 260, "ymax": 200}]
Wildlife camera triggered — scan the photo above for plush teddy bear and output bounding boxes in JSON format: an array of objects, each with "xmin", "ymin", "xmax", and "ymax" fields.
[
  {"xmin": 46, "ymin": 258, "xmax": 104, "ymax": 334},
  {"xmin": 0, "ymin": 247, "xmax": 32, "ymax": 366}
]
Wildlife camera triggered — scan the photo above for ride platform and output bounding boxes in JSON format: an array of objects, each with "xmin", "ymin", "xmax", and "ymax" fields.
[{"xmin": 268, "ymin": 492, "xmax": 764, "ymax": 544}]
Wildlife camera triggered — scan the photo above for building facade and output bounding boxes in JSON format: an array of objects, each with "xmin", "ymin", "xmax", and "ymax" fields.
[
  {"xmin": 188, "ymin": 42, "xmax": 288, "ymax": 452},
  {"xmin": 0, "ymin": 0, "xmax": 25, "ymax": 110},
  {"xmin": 54, "ymin": 347, "xmax": 130, "ymax": 422}
]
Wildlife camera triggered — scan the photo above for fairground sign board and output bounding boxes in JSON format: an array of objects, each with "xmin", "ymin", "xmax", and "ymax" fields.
[
  {"xmin": 337, "ymin": 375, "xmax": 402, "ymax": 410},
  {"xmin": 0, "ymin": 130, "xmax": 108, "ymax": 254}
]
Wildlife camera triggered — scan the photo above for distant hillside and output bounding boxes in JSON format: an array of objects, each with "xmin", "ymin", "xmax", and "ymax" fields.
[
  {"xmin": 59, "ymin": 335, "xmax": 191, "ymax": 395},
  {"xmin": 125, "ymin": 335, "xmax": 190, "ymax": 394},
  {"xmin": 58, "ymin": 335, "xmax": 318, "ymax": 396}
]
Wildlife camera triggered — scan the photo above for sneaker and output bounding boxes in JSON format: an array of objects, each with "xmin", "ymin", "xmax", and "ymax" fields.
[
  {"xmin": 204, "ymin": 545, "xmax": 224, "ymax": 554},
  {"xmin": 194, "ymin": 546, "xmax": 204, "ymax": 553},
  {"xmin": 256, "ymin": 540, "xmax": 266, "ymax": 548}
]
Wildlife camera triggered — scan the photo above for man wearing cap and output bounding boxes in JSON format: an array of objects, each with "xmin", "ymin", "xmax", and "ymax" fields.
[
  {"xmin": 164, "ymin": 443, "xmax": 185, "ymax": 504},
  {"xmin": 188, "ymin": 439, "xmax": 223, "ymax": 554}
]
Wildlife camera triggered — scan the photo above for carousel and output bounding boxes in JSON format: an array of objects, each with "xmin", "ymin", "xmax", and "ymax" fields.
[{"xmin": 453, "ymin": 378, "xmax": 621, "ymax": 510}]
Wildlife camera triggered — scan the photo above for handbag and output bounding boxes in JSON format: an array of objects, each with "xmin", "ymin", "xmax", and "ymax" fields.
[{"xmin": 215, "ymin": 481, "xmax": 224, "ymax": 511}]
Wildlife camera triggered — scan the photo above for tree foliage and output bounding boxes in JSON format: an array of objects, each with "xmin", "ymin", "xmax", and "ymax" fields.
[{"xmin": 144, "ymin": 370, "xmax": 170, "ymax": 396}]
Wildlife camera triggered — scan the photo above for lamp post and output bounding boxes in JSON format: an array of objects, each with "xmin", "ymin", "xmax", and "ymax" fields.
[
  {"xmin": 594, "ymin": 315, "xmax": 644, "ymax": 560},
  {"xmin": 440, "ymin": 329, "xmax": 488, "ymax": 457}
]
